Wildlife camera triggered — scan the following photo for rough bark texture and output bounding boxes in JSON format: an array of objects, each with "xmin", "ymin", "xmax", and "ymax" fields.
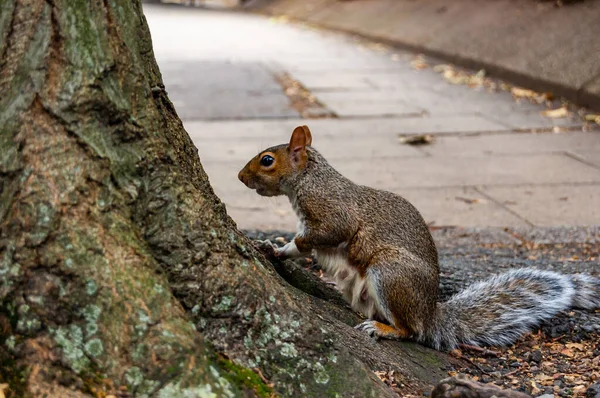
[{"xmin": 0, "ymin": 0, "xmax": 459, "ymax": 396}]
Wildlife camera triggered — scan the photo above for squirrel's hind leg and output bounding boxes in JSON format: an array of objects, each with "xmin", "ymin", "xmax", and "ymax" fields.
[
  {"xmin": 356, "ymin": 256, "xmax": 438, "ymax": 341},
  {"xmin": 355, "ymin": 320, "xmax": 411, "ymax": 340}
]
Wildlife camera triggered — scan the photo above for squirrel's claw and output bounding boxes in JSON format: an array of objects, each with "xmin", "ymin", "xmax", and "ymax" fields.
[
  {"xmin": 355, "ymin": 320, "xmax": 379, "ymax": 339},
  {"xmin": 254, "ymin": 239, "xmax": 279, "ymax": 258}
]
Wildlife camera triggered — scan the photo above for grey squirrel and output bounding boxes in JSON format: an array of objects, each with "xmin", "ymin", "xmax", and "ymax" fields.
[{"xmin": 238, "ymin": 125, "xmax": 600, "ymax": 351}]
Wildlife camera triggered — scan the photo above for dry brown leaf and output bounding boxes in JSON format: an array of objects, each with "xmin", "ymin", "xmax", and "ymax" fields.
[
  {"xmin": 541, "ymin": 107, "xmax": 569, "ymax": 118},
  {"xmin": 535, "ymin": 373, "xmax": 552, "ymax": 382},
  {"xmin": 268, "ymin": 15, "xmax": 289, "ymax": 24},
  {"xmin": 433, "ymin": 64, "xmax": 451, "ymax": 73},
  {"xmin": 411, "ymin": 56, "xmax": 428, "ymax": 70},
  {"xmin": 449, "ymin": 349, "xmax": 463, "ymax": 357},
  {"xmin": 511, "ymin": 87, "xmax": 538, "ymax": 98},
  {"xmin": 566, "ymin": 343, "xmax": 585, "ymax": 351},
  {"xmin": 399, "ymin": 134, "xmax": 434, "ymax": 146},
  {"xmin": 584, "ymin": 114, "xmax": 600, "ymax": 124},
  {"xmin": 455, "ymin": 197, "xmax": 488, "ymax": 205},
  {"xmin": 561, "ymin": 348, "xmax": 575, "ymax": 357}
]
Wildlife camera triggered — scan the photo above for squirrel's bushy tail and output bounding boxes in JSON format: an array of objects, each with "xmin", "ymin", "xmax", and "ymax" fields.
[{"xmin": 420, "ymin": 269, "xmax": 600, "ymax": 350}]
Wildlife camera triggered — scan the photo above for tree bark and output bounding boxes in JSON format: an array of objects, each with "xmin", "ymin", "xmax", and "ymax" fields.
[{"xmin": 0, "ymin": 0, "xmax": 459, "ymax": 396}]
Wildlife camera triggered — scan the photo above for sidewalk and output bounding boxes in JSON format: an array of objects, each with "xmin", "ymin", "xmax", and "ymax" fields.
[
  {"xmin": 144, "ymin": 4, "xmax": 600, "ymax": 231},
  {"xmin": 248, "ymin": 0, "xmax": 600, "ymax": 110}
]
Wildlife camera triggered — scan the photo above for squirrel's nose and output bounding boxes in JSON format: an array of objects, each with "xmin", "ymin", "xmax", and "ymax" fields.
[{"xmin": 238, "ymin": 171, "xmax": 247, "ymax": 185}]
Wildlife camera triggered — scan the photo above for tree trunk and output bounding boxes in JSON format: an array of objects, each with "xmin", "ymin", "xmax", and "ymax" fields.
[{"xmin": 0, "ymin": 0, "xmax": 458, "ymax": 396}]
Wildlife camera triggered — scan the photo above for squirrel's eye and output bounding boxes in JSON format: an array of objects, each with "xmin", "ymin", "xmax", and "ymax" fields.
[{"xmin": 260, "ymin": 155, "xmax": 274, "ymax": 167}]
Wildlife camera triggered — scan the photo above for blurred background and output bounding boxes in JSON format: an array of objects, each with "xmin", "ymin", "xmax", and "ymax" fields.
[{"xmin": 143, "ymin": 0, "xmax": 600, "ymax": 231}]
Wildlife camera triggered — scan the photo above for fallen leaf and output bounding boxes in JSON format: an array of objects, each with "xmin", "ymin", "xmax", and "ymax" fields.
[
  {"xmin": 541, "ymin": 107, "xmax": 569, "ymax": 118},
  {"xmin": 268, "ymin": 15, "xmax": 289, "ymax": 24},
  {"xmin": 411, "ymin": 55, "xmax": 428, "ymax": 70},
  {"xmin": 566, "ymin": 343, "xmax": 585, "ymax": 351},
  {"xmin": 584, "ymin": 114, "xmax": 600, "ymax": 124},
  {"xmin": 449, "ymin": 349, "xmax": 462, "ymax": 357},
  {"xmin": 455, "ymin": 197, "xmax": 488, "ymax": 205},
  {"xmin": 561, "ymin": 348, "xmax": 575, "ymax": 357},
  {"xmin": 399, "ymin": 134, "xmax": 434, "ymax": 146},
  {"xmin": 511, "ymin": 87, "xmax": 538, "ymax": 98},
  {"xmin": 433, "ymin": 64, "xmax": 452, "ymax": 73}
]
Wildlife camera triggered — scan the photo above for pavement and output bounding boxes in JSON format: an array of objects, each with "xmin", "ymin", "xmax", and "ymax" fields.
[
  {"xmin": 143, "ymin": 4, "xmax": 600, "ymax": 232},
  {"xmin": 247, "ymin": 0, "xmax": 600, "ymax": 111}
]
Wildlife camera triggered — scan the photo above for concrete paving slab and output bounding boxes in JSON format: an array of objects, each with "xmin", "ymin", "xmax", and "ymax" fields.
[
  {"xmin": 481, "ymin": 184, "xmax": 600, "ymax": 227},
  {"xmin": 198, "ymin": 153, "xmax": 600, "ymax": 210},
  {"xmin": 420, "ymin": 131, "xmax": 600, "ymax": 158},
  {"xmin": 184, "ymin": 115, "xmax": 508, "ymax": 142},
  {"xmin": 160, "ymin": 60, "xmax": 282, "ymax": 93},
  {"xmin": 392, "ymin": 187, "xmax": 529, "ymax": 228},
  {"xmin": 320, "ymin": 101, "xmax": 425, "ymax": 118},
  {"xmin": 160, "ymin": 60, "xmax": 299, "ymax": 120},
  {"xmin": 292, "ymin": 72, "xmax": 375, "ymax": 90},
  {"xmin": 216, "ymin": 185, "xmax": 529, "ymax": 230},
  {"xmin": 215, "ymin": 186, "xmax": 296, "ymax": 231},
  {"xmin": 330, "ymin": 154, "xmax": 600, "ymax": 189},
  {"xmin": 193, "ymin": 133, "xmax": 425, "ymax": 163},
  {"xmin": 481, "ymin": 110, "xmax": 584, "ymax": 131},
  {"xmin": 173, "ymin": 93, "xmax": 299, "ymax": 120}
]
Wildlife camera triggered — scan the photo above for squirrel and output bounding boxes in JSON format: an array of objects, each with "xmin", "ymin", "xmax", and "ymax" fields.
[{"xmin": 238, "ymin": 125, "xmax": 600, "ymax": 350}]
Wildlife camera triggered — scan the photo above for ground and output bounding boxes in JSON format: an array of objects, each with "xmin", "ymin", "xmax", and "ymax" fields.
[{"xmin": 143, "ymin": 3, "xmax": 600, "ymax": 396}]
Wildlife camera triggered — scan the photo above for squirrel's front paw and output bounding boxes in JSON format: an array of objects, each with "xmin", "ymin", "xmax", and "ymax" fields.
[
  {"xmin": 275, "ymin": 240, "xmax": 301, "ymax": 258},
  {"xmin": 254, "ymin": 240, "xmax": 279, "ymax": 259}
]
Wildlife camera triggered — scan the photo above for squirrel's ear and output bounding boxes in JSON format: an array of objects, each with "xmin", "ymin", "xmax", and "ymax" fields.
[
  {"xmin": 301, "ymin": 125, "xmax": 312, "ymax": 146},
  {"xmin": 289, "ymin": 125, "xmax": 310, "ymax": 153}
]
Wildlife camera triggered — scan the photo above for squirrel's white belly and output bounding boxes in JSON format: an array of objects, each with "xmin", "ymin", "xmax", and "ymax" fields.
[{"xmin": 316, "ymin": 247, "xmax": 379, "ymax": 319}]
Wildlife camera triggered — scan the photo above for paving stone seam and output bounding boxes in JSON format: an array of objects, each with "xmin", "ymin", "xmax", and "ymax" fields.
[
  {"xmin": 472, "ymin": 186, "xmax": 535, "ymax": 227},
  {"xmin": 563, "ymin": 151, "xmax": 600, "ymax": 172}
]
